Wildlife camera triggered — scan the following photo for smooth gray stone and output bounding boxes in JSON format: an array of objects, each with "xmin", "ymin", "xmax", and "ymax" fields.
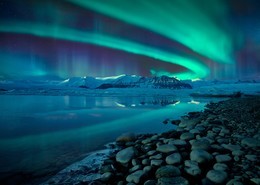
[
  {"xmin": 116, "ymin": 146, "xmax": 136, "ymax": 164},
  {"xmin": 206, "ymin": 170, "xmax": 228, "ymax": 184}
]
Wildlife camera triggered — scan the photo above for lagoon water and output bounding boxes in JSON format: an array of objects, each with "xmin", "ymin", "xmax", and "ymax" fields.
[{"xmin": 0, "ymin": 95, "xmax": 215, "ymax": 184}]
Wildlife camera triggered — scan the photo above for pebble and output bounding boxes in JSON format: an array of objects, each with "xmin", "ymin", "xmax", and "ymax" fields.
[
  {"xmin": 142, "ymin": 159, "xmax": 150, "ymax": 165},
  {"xmin": 116, "ymin": 147, "xmax": 136, "ymax": 164},
  {"xmin": 117, "ymin": 181, "xmax": 124, "ymax": 185},
  {"xmin": 166, "ymin": 153, "xmax": 182, "ymax": 165},
  {"xmin": 215, "ymin": 154, "xmax": 232, "ymax": 163},
  {"xmin": 147, "ymin": 150, "xmax": 157, "ymax": 156},
  {"xmin": 226, "ymin": 179, "xmax": 243, "ymax": 185},
  {"xmin": 245, "ymin": 154, "xmax": 257, "ymax": 161},
  {"xmin": 241, "ymin": 138, "xmax": 260, "ymax": 147},
  {"xmin": 206, "ymin": 170, "xmax": 228, "ymax": 184},
  {"xmin": 234, "ymin": 156, "xmax": 239, "ymax": 161},
  {"xmin": 156, "ymin": 144, "xmax": 178, "ymax": 153},
  {"xmin": 190, "ymin": 128, "xmax": 201, "ymax": 134},
  {"xmin": 222, "ymin": 144, "xmax": 241, "ymax": 151},
  {"xmin": 250, "ymin": 178, "xmax": 260, "ymax": 185},
  {"xmin": 150, "ymin": 154, "xmax": 162, "ymax": 160},
  {"xmin": 190, "ymin": 149, "xmax": 213, "ymax": 163},
  {"xmin": 155, "ymin": 165, "xmax": 181, "ymax": 178},
  {"xmin": 131, "ymin": 159, "xmax": 140, "ymax": 166},
  {"xmin": 157, "ymin": 177, "xmax": 189, "ymax": 185},
  {"xmin": 213, "ymin": 163, "xmax": 229, "ymax": 171},
  {"xmin": 185, "ymin": 166, "xmax": 201, "ymax": 176},
  {"xmin": 126, "ymin": 170, "xmax": 146, "ymax": 184},
  {"xmin": 116, "ymin": 133, "xmax": 136, "ymax": 143},
  {"xmin": 144, "ymin": 180, "xmax": 157, "ymax": 185},
  {"xmin": 212, "ymin": 127, "xmax": 221, "ymax": 133},
  {"xmin": 129, "ymin": 165, "xmax": 142, "ymax": 173},
  {"xmin": 191, "ymin": 138, "xmax": 210, "ymax": 151},
  {"xmin": 232, "ymin": 150, "xmax": 244, "ymax": 156},
  {"xmin": 184, "ymin": 160, "xmax": 199, "ymax": 168},
  {"xmin": 151, "ymin": 159, "xmax": 163, "ymax": 166},
  {"xmin": 180, "ymin": 132, "xmax": 195, "ymax": 140},
  {"xmin": 100, "ymin": 172, "xmax": 113, "ymax": 182},
  {"xmin": 168, "ymin": 139, "xmax": 187, "ymax": 147}
]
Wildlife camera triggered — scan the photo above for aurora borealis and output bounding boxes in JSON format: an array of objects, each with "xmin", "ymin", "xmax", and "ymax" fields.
[{"xmin": 0, "ymin": 0, "xmax": 259, "ymax": 80}]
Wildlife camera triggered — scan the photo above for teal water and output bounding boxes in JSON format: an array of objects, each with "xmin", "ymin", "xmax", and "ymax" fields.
[{"xmin": 0, "ymin": 95, "xmax": 211, "ymax": 184}]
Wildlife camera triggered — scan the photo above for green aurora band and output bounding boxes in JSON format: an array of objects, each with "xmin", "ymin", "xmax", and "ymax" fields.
[
  {"xmin": 68, "ymin": 0, "xmax": 234, "ymax": 64},
  {"xmin": 0, "ymin": 21, "xmax": 209, "ymax": 79}
]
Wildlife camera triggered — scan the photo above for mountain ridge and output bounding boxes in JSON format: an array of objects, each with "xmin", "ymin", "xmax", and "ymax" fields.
[{"xmin": 61, "ymin": 74, "xmax": 192, "ymax": 89}]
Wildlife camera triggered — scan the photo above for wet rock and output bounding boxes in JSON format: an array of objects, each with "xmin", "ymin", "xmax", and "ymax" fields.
[
  {"xmin": 184, "ymin": 160, "xmax": 198, "ymax": 168},
  {"xmin": 147, "ymin": 150, "xmax": 157, "ymax": 156},
  {"xmin": 226, "ymin": 179, "xmax": 243, "ymax": 185},
  {"xmin": 176, "ymin": 127, "xmax": 185, "ymax": 132},
  {"xmin": 144, "ymin": 180, "xmax": 157, "ymax": 185},
  {"xmin": 184, "ymin": 160, "xmax": 201, "ymax": 176},
  {"xmin": 213, "ymin": 163, "xmax": 229, "ymax": 171},
  {"xmin": 169, "ymin": 139, "xmax": 187, "ymax": 147},
  {"xmin": 180, "ymin": 132, "xmax": 195, "ymax": 140},
  {"xmin": 142, "ymin": 138, "xmax": 154, "ymax": 144},
  {"xmin": 143, "ymin": 166, "xmax": 152, "ymax": 173},
  {"xmin": 117, "ymin": 181, "xmax": 124, "ymax": 185},
  {"xmin": 232, "ymin": 150, "xmax": 244, "ymax": 156},
  {"xmin": 201, "ymin": 178, "xmax": 215, "ymax": 185},
  {"xmin": 129, "ymin": 165, "xmax": 142, "ymax": 173},
  {"xmin": 185, "ymin": 166, "xmax": 201, "ymax": 177},
  {"xmin": 155, "ymin": 165, "xmax": 181, "ymax": 178},
  {"xmin": 190, "ymin": 129, "xmax": 201, "ymax": 134},
  {"xmin": 222, "ymin": 144, "xmax": 241, "ymax": 151},
  {"xmin": 206, "ymin": 170, "xmax": 228, "ymax": 184},
  {"xmin": 126, "ymin": 142, "xmax": 135, "ymax": 146},
  {"xmin": 212, "ymin": 127, "xmax": 221, "ymax": 133},
  {"xmin": 195, "ymin": 125, "xmax": 206, "ymax": 131},
  {"xmin": 189, "ymin": 139, "xmax": 196, "ymax": 145},
  {"xmin": 217, "ymin": 138, "xmax": 229, "ymax": 144},
  {"xmin": 250, "ymin": 178, "xmax": 260, "ymax": 185},
  {"xmin": 171, "ymin": 120, "xmax": 181, "ymax": 125},
  {"xmin": 190, "ymin": 149, "xmax": 213, "ymax": 163},
  {"xmin": 215, "ymin": 154, "xmax": 232, "ymax": 163},
  {"xmin": 241, "ymin": 138, "xmax": 260, "ymax": 147},
  {"xmin": 210, "ymin": 144, "xmax": 224, "ymax": 152},
  {"xmin": 151, "ymin": 159, "xmax": 163, "ymax": 166},
  {"xmin": 234, "ymin": 156, "xmax": 240, "ymax": 161},
  {"xmin": 126, "ymin": 170, "xmax": 146, "ymax": 184},
  {"xmin": 131, "ymin": 159, "xmax": 140, "ymax": 166},
  {"xmin": 220, "ymin": 128, "xmax": 230, "ymax": 135},
  {"xmin": 179, "ymin": 118, "xmax": 190, "ymax": 128},
  {"xmin": 191, "ymin": 138, "xmax": 210, "ymax": 151},
  {"xmin": 166, "ymin": 153, "xmax": 182, "ymax": 165},
  {"xmin": 116, "ymin": 133, "xmax": 136, "ymax": 142},
  {"xmin": 116, "ymin": 147, "xmax": 136, "ymax": 164},
  {"xmin": 163, "ymin": 119, "xmax": 169, "ymax": 124},
  {"xmin": 100, "ymin": 164, "xmax": 114, "ymax": 173},
  {"xmin": 245, "ymin": 154, "xmax": 257, "ymax": 161},
  {"xmin": 207, "ymin": 131, "xmax": 217, "ymax": 139},
  {"xmin": 157, "ymin": 177, "xmax": 189, "ymax": 185},
  {"xmin": 101, "ymin": 172, "xmax": 113, "ymax": 182},
  {"xmin": 142, "ymin": 159, "xmax": 150, "ymax": 165},
  {"xmin": 156, "ymin": 144, "xmax": 178, "ymax": 153},
  {"xmin": 150, "ymin": 154, "xmax": 162, "ymax": 160}
]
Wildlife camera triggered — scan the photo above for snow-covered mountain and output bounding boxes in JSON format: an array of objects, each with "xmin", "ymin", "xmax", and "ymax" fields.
[{"xmin": 60, "ymin": 75, "xmax": 192, "ymax": 89}]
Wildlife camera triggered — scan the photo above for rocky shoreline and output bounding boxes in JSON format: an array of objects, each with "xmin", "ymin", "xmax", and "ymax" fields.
[{"xmin": 93, "ymin": 97, "xmax": 260, "ymax": 185}]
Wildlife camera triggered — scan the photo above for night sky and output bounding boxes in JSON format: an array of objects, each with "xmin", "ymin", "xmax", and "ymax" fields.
[{"xmin": 0, "ymin": 0, "xmax": 259, "ymax": 80}]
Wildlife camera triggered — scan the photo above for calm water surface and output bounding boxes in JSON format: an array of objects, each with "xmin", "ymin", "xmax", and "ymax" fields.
[{"xmin": 0, "ymin": 95, "xmax": 216, "ymax": 183}]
